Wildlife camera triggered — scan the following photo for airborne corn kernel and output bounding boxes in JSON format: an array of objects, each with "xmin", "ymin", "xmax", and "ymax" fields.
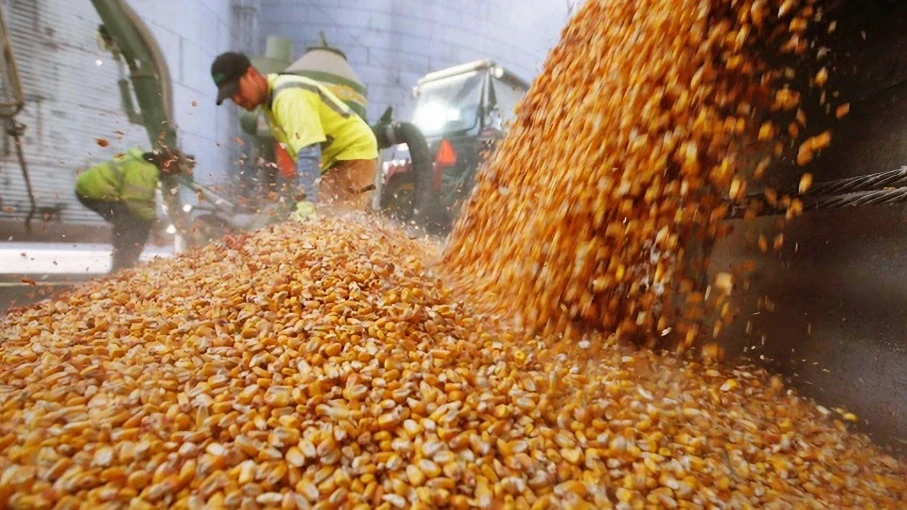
[{"xmin": 443, "ymin": 0, "xmax": 841, "ymax": 349}]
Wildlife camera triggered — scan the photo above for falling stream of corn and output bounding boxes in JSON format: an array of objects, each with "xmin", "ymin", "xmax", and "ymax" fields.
[{"xmin": 1, "ymin": 0, "xmax": 905, "ymax": 509}]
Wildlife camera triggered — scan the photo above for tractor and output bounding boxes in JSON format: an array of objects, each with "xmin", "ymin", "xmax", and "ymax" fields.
[{"xmin": 380, "ymin": 60, "xmax": 530, "ymax": 235}]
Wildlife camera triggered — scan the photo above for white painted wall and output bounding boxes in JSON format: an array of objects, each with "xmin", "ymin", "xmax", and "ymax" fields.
[{"xmin": 258, "ymin": 0, "xmax": 576, "ymax": 122}]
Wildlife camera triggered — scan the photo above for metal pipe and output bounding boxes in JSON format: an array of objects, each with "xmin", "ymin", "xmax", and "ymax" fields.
[
  {"xmin": 0, "ymin": 1, "xmax": 24, "ymax": 118},
  {"xmin": 6, "ymin": 120, "xmax": 36, "ymax": 232},
  {"xmin": 116, "ymin": 0, "xmax": 173, "ymax": 123},
  {"xmin": 0, "ymin": 4, "xmax": 36, "ymax": 232},
  {"xmin": 117, "ymin": 78, "xmax": 142, "ymax": 124},
  {"xmin": 90, "ymin": 0, "xmax": 176, "ymax": 150}
]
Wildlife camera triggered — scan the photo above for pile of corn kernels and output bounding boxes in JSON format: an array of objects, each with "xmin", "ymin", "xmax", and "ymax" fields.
[
  {"xmin": 2, "ymin": 0, "xmax": 905, "ymax": 508},
  {"xmin": 0, "ymin": 216, "xmax": 904, "ymax": 509},
  {"xmin": 444, "ymin": 0, "xmax": 841, "ymax": 348}
]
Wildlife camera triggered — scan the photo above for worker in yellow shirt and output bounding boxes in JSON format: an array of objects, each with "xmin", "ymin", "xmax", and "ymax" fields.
[{"xmin": 210, "ymin": 52, "xmax": 378, "ymax": 221}]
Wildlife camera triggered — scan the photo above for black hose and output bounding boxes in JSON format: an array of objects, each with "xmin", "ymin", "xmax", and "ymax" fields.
[{"xmin": 374, "ymin": 120, "xmax": 434, "ymax": 222}]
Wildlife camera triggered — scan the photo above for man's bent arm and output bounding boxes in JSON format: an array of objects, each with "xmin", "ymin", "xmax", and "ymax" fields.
[{"xmin": 296, "ymin": 144, "xmax": 322, "ymax": 203}]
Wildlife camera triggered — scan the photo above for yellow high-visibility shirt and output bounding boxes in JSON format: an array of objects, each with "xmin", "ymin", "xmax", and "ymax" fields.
[{"xmin": 262, "ymin": 74, "xmax": 378, "ymax": 171}]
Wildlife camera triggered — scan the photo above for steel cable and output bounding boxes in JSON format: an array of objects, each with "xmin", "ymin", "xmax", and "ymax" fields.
[{"xmin": 726, "ymin": 166, "xmax": 907, "ymax": 219}]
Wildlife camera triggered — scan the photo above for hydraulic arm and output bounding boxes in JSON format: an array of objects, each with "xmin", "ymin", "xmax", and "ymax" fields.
[
  {"xmin": 89, "ymin": 0, "xmax": 207, "ymax": 234},
  {"xmin": 90, "ymin": 0, "xmax": 176, "ymax": 153}
]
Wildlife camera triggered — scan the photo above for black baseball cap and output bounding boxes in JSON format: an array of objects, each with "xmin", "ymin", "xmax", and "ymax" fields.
[{"xmin": 211, "ymin": 52, "xmax": 251, "ymax": 105}]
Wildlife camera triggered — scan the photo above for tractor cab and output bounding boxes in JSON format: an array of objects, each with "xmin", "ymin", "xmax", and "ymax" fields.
[
  {"xmin": 412, "ymin": 60, "xmax": 525, "ymax": 139},
  {"xmin": 381, "ymin": 60, "xmax": 529, "ymax": 233}
]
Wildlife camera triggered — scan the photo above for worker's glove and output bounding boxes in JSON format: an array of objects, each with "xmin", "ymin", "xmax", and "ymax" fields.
[{"xmin": 290, "ymin": 200, "xmax": 318, "ymax": 222}]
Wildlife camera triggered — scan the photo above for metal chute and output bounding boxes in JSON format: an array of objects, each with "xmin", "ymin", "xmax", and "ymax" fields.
[{"xmin": 91, "ymin": 0, "xmax": 176, "ymax": 151}]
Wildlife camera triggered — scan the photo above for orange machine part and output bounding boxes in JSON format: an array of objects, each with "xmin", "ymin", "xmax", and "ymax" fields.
[{"xmin": 275, "ymin": 143, "xmax": 296, "ymax": 180}]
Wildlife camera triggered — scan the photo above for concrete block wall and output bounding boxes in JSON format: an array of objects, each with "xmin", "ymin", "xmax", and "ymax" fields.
[
  {"xmin": 0, "ymin": 0, "xmax": 239, "ymax": 229},
  {"xmin": 258, "ymin": 0, "xmax": 578, "ymax": 122}
]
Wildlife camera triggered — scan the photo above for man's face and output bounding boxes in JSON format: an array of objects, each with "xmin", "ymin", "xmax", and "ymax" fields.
[{"xmin": 231, "ymin": 69, "xmax": 268, "ymax": 111}]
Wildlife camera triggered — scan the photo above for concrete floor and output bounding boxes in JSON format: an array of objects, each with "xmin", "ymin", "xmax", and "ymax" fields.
[
  {"xmin": 0, "ymin": 242, "xmax": 174, "ymax": 313},
  {"xmin": 0, "ymin": 278, "xmax": 82, "ymax": 312}
]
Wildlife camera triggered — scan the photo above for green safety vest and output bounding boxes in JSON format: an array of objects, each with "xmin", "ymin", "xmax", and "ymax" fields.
[{"xmin": 75, "ymin": 148, "xmax": 160, "ymax": 221}]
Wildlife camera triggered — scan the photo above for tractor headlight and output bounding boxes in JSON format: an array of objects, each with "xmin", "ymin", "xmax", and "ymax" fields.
[{"xmin": 413, "ymin": 103, "xmax": 461, "ymax": 133}]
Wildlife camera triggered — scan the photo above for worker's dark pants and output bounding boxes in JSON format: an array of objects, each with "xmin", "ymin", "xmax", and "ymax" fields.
[{"xmin": 76, "ymin": 193, "xmax": 152, "ymax": 272}]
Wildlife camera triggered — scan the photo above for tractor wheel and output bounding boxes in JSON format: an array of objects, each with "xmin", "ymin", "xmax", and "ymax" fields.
[
  {"xmin": 380, "ymin": 175, "xmax": 417, "ymax": 222},
  {"xmin": 191, "ymin": 214, "xmax": 233, "ymax": 246}
]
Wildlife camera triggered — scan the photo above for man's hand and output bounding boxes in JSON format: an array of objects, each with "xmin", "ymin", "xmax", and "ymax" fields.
[{"xmin": 290, "ymin": 201, "xmax": 318, "ymax": 222}]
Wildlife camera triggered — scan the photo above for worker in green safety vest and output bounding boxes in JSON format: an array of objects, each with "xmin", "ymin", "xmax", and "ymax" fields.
[
  {"xmin": 210, "ymin": 51, "xmax": 379, "ymax": 222},
  {"xmin": 75, "ymin": 148, "xmax": 189, "ymax": 272}
]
